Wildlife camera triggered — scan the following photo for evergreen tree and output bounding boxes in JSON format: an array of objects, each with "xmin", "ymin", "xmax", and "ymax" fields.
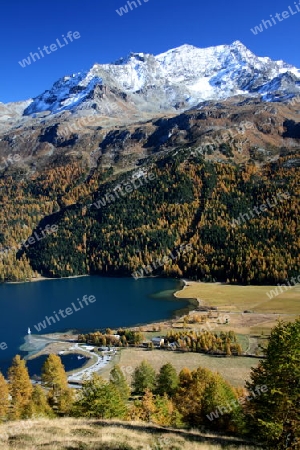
[
  {"xmin": 0, "ymin": 371, "xmax": 9, "ymax": 421},
  {"xmin": 41, "ymin": 354, "xmax": 73, "ymax": 415},
  {"xmin": 245, "ymin": 318, "xmax": 300, "ymax": 449},
  {"xmin": 109, "ymin": 365, "xmax": 130, "ymax": 401},
  {"xmin": 156, "ymin": 363, "xmax": 179, "ymax": 397},
  {"xmin": 8, "ymin": 355, "xmax": 33, "ymax": 420},
  {"xmin": 153, "ymin": 393, "xmax": 182, "ymax": 427},
  {"xmin": 129, "ymin": 390, "xmax": 182, "ymax": 427},
  {"xmin": 31, "ymin": 385, "xmax": 55, "ymax": 418},
  {"xmin": 175, "ymin": 366, "xmax": 242, "ymax": 432},
  {"xmin": 72, "ymin": 374, "xmax": 127, "ymax": 419},
  {"xmin": 178, "ymin": 367, "xmax": 192, "ymax": 389},
  {"xmin": 201, "ymin": 372, "xmax": 244, "ymax": 433},
  {"xmin": 139, "ymin": 389, "xmax": 156, "ymax": 422},
  {"xmin": 132, "ymin": 361, "xmax": 156, "ymax": 395}
]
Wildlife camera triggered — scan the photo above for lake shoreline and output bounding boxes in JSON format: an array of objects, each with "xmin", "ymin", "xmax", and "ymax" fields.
[
  {"xmin": 30, "ymin": 278, "xmax": 198, "ymax": 342},
  {"xmin": 23, "ymin": 279, "xmax": 198, "ymax": 366},
  {"xmin": 5, "ymin": 274, "xmax": 89, "ymax": 284},
  {"xmin": 15, "ymin": 279, "xmax": 282, "ymax": 383},
  {"xmin": 0, "ymin": 277, "xmax": 197, "ymax": 379},
  {"xmin": 5, "ymin": 276, "xmax": 198, "ymax": 336}
]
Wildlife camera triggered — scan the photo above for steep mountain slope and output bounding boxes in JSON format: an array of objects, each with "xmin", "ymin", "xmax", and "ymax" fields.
[
  {"xmin": 0, "ymin": 110, "xmax": 299, "ymax": 283},
  {"xmin": 0, "ymin": 100, "xmax": 32, "ymax": 133},
  {"xmin": 1, "ymin": 96, "xmax": 300, "ymax": 178},
  {"xmin": 0, "ymin": 42, "xmax": 299, "ymax": 283}
]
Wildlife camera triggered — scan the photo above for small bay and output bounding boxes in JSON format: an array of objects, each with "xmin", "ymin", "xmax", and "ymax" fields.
[{"xmin": 0, "ymin": 276, "xmax": 190, "ymax": 374}]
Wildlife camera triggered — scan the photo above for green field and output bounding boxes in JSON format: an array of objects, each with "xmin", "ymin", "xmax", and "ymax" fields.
[{"xmin": 100, "ymin": 347, "xmax": 258, "ymax": 388}]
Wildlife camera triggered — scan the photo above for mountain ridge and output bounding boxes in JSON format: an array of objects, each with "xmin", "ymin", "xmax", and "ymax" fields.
[{"xmin": 2, "ymin": 41, "xmax": 300, "ymax": 124}]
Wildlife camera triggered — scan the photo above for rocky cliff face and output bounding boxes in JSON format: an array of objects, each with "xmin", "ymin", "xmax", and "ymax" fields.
[{"xmin": 1, "ymin": 96, "xmax": 299, "ymax": 177}]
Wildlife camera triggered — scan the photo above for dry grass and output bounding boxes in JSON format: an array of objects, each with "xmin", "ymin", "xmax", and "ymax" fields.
[
  {"xmin": 175, "ymin": 282, "xmax": 300, "ymax": 334},
  {"xmin": 0, "ymin": 417, "xmax": 261, "ymax": 450}
]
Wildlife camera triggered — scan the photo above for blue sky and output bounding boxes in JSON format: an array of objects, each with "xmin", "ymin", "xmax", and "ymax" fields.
[{"xmin": 1, "ymin": 0, "xmax": 299, "ymax": 103}]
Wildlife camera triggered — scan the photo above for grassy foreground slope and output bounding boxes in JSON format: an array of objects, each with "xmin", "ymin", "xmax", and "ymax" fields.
[{"xmin": 0, "ymin": 418, "xmax": 260, "ymax": 450}]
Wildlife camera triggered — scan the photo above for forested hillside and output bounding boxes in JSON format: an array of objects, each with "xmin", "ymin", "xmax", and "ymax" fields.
[{"xmin": 0, "ymin": 146, "xmax": 297, "ymax": 284}]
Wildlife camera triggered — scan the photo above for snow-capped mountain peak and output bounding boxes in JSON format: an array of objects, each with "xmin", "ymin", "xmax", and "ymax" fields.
[{"xmin": 21, "ymin": 41, "xmax": 300, "ymax": 117}]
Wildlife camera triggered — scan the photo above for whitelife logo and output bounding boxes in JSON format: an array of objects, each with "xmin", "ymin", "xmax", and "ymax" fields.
[
  {"xmin": 231, "ymin": 192, "xmax": 290, "ymax": 228},
  {"xmin": 18, "ymin": 31, "xmax": 81, "ymax": 68},
  {"xmin": 0, "ymin": 341, "xmax": 7, "ymax": 351},
  {"xmin": 266, "ymin": 274, "xmax": 300, "ymax": 300},
  {"xmin": 0, "ymin": 224, "xmax": 58, "ymax": 262},
  {"xmin": 206, "ymin": 385, "xmax": 268, "ymax": 422},
  {"xmin": 93, "ymin": 172, "xmax": 156, "ymax": 210},
  {"xmin": 33, "ymin": 295, "xmax": 97, "ymax": 332},
  {"xmin": 132, "ymin": 243, "xmax": 193, "ymax": 280},
  {"xmin": 0, "ymin": 153, "xmax": 21, "ymax": 171},
  {"xmin": 250, "ymin": 2, "xmax": 300, "ymax": 35},
  {"xmin": 116, "ymin": 0, "xmax": 150, "ymax": 16}
]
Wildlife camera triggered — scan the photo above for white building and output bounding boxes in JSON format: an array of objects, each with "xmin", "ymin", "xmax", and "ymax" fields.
[{"xmin": 151, "ymin": 337, "xmax": 164, "ymax": 347}]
